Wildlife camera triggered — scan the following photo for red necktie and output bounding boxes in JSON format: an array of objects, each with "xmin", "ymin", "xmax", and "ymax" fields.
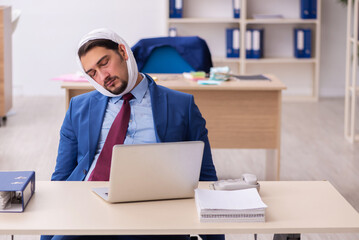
[{"xmin": 88, "ymin": 93, "xmax": 133, "ymax": 181}]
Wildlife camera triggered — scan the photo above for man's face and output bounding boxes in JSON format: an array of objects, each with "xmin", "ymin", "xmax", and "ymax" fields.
[{"xmin": 80, "ymin": 44, "xmax": 129, "ymax": 95}]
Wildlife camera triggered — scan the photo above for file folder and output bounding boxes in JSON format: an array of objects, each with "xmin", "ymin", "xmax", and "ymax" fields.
[
  {"xmin": 294, "ymin": 29, "xmax": 311, "ymax": 58},
  {"xmin": 226, "ymin": 28, "xmax": 240, "ymax": 58},
  {"xmin": 233, "ymin": 0, "xmax": 241, "ymax": 19},
  {"xmin": 300, "ymin": 0, "xmax": 310, "ymax": 19},
  {"xmin": 0, "ymin": 171, "xmax": 35, "ymax": 212},
  {"xmin": 294, "ymin": 29, "xmax": 304, "ymax": 57},
  {"xmin": 310, "ymin": 0, "xmax": 317, "ymax": 19},
  {"xmin": 300, "ymin": 0, "xmax": 317, "ymax": 19},
  {"xmin": 252, "ymin": 29, "xmax": 264, "ymax": 59},
  {"xmin": 303, "ymin": 29, "xmax": 312, "ymax": 58},
  {"xmin": 246, "ymin": 29, "xmax": 252, "ymax": 58},
  {"xmin": 169, "ymin": 0, "xmax": 183, "ymax": 18}
]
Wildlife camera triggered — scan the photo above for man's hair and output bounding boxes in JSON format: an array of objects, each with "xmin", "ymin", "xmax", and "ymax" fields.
[{"xmin": 78, "ymin": 39, "xmax": 119, "ymax": 58}]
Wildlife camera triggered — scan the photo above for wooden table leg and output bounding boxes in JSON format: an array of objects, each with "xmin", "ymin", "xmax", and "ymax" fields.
[
  {"xmin": 265, "ymin": 149, "xmax": 280, "ymax": 180},
  {"xmin": 65, "ymin": 89, "xmax": 70, "ymax": 110}
]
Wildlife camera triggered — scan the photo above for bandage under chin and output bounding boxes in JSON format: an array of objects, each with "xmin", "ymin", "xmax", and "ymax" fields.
[{"xmin": 77, "ymin": 28, "xmax": 139, "ymax": 97}]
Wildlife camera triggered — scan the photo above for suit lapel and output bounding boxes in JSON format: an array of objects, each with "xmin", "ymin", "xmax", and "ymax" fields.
[
  {"xmin": 88, "ymin": 93, "xmax": 108, "ymax": 167},
  {"xmin": 147, "ymin": 74, "xmax": 168, "ymax": 142}
]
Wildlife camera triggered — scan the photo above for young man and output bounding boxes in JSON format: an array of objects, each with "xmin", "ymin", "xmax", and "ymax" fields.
[{"xmin": 43, "ymin": 29, "xmax": 223, "ymax": 240}]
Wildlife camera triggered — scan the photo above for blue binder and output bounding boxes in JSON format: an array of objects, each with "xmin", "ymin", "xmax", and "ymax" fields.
[
  {"xmin": 0, "ymin": 171, "xmax": 35, "ymax": 212},
  {"xmin": 301, "ymin": 0, "xmax": 317, "ymax": 19},
  {"xmin": 303, "ymin": 29, "xmax": 312, "ymax": 58},
  {"xmin": 294, "ymin": 29, "xmax": 311, "ymax": 58},
  {"xmin": 246, "ymin": 29, "xmax": 252, "ymax": 58},
  {"xmin": 233, "ymin": 0, "xmax": 241, "ymax": 19},
  {"xmin": 251, "ymin": 29, "xmax": 264, "ymax": 59},
  {"xmin": 226, "ymin": 28, "xmax": 240, "ymax": 58},
  {"xmin": 294, "ymin": 29, "xmax": 303, "ymax": 57},
  {"xmin": 311, "ymin": 0, "xmax": 317, "ymax": 19},
  {"xmin": 169, "ymin": 0, "xmax": 183, "ymax": 18},
  {"xmin": 300, "ymin": 0, "xmax": 310, "ymax": 19}
]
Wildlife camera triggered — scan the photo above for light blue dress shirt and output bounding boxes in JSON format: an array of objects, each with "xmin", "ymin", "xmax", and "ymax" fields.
[{"xmin": 85, "ymin": 74, "xmax": 156, "ymax": 180}]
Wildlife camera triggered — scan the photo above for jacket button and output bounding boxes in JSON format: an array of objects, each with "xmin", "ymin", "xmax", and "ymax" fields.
[{"xmin": 83, "ymin": 169, "xmax": 87, "ymax": 175}]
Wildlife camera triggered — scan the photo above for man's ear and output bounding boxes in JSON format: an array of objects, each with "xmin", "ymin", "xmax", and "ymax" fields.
[{"xmin": 118, "ymin": 44, "xmax": 128, "ymax": 60}]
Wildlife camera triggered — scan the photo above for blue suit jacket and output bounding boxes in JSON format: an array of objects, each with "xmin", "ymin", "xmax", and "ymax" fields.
[
  {"xmin": 52, "ymin": 74, "xmax": 217, "ymax": 181},
  {"xmin": 44, "ymin": 75, "xmax": 223, "ymax": 240}
]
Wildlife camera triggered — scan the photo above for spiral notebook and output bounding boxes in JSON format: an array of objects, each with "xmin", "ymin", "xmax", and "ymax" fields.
[{"xmin": 194, "ymin": 188, "xmax": 267, "ymax": 222}]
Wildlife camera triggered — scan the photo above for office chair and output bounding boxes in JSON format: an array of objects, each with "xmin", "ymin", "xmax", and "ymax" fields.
[
  {"xmin": 132, "ymin": 38, "xmax": 216, "ymax": 240},
  {"xmin": 131, "ymin": 36, "xmax": 213, "ymax": 73}
]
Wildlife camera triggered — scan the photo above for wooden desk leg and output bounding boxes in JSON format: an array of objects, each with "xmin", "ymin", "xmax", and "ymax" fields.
[
  {"xmin": 265, "ymin": 149, "xmax": 280, "ymax": 180},
  {"xmin": 65, "ymin": 89, "xmax": 70, "ymax": 111}
]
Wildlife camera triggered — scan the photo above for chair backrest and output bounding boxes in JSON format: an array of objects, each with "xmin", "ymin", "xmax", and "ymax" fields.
[
  {"xmin": 131, "ymin": 36, "xmax": 213, "ymax": 73},
  {"xmin": 141, "ymin": 46, "xmax": 194, "ymax": 73}
]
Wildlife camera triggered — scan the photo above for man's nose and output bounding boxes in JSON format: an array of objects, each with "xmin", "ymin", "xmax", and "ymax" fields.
[{"xmin": 98, "ymin": 69, "xmax": 110, "ymax": 84}]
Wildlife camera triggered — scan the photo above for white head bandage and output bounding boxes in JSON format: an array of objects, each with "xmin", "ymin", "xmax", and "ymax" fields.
[{"xmin": 78, "ymin": 28, "xmax": 138, "ymax": 97}]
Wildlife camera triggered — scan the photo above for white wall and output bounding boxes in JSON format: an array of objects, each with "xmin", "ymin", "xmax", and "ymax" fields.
[
  {"xmin": 320, "ymin": 0, "xmax": 348, "ymax": 97},
  {"xmin": 0, "ymin": 0, "xmax": 350, "ymax": 97},
  {"xmin": 0, "ymin": 0, "xmax": 167, "ymax": 95}
]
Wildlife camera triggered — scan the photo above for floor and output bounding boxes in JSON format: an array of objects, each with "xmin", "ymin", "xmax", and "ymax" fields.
[{"xmin": 0, "ymin": 96, "xmax": 358, "ymax": 240}]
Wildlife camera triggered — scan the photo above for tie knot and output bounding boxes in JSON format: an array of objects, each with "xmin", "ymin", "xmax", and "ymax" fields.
[{"xmin": 122, "ymin": 93, "xmax": 133, "ymax": 101}]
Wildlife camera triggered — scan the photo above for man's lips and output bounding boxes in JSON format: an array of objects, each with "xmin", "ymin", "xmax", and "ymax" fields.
[{"xmin": 105, "ymin": 77, "xmax": 116, "ymax": 87}]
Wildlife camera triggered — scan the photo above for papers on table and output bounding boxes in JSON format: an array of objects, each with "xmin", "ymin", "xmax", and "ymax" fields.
[
  {"xmin": 183, "ymin": 71, "xmax": 206, "ymax": 81},
  {"xmin": 197, "ymin": 80, "xmax": 222, "ymax": 85},
  {"xmin": 213, "ymin": 72, "xmax": 270, "ymax": 81},
  {"xmin": 0, "ymin": 191, "xmax": 12, "ymax": 209},
  {"xmin": 195, "ymin": 188, "xmax": 267, "ymax": 222},
  {"xmin": 51, "ymin": 72, "xmax": 87, "ymax": 82}
]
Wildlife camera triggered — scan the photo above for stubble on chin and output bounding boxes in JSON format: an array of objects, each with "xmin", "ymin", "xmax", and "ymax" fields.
[{"xmin": 107, "ymin": 80, "xmax": 127, "ymax": 95}]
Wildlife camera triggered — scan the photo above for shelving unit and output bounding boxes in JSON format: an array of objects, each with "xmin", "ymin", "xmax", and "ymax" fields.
[
  {"xmin": 168, "ymin": 18, "xmax": 237, "ymax": 23},
  {"xmin": 344, "ymin": 0, "xmax": 359, "ymax": 142},
  {"xmin": 0, "ymin": 6, "xmax": 12, "ymax": 126},
  {"xmin": 166, "ymin": 0, "xmax": 321, "ymax": 101}
]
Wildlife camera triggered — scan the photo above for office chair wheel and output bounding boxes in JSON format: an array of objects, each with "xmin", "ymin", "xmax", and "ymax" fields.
[
  {"xmin": 0, "ymin": 116, "xmax": 4, "ymax": 127},
  {"xmin": 273, "ymin": 234, "xmax": 301, "ymax": 240},
  {"xmin": 0, "ymin": 116, "xmax": 6, "ymax": 127}
]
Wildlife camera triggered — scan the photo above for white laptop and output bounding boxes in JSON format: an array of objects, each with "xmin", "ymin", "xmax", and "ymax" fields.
[{"xmin": 92, "ymin": 141, "xmax": 204, "ymax": 203}]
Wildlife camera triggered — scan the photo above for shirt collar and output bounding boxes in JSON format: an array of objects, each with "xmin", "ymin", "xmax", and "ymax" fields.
[{"xmin": 110, "ymin": 73, "xmax": 148, "ymax": 104}]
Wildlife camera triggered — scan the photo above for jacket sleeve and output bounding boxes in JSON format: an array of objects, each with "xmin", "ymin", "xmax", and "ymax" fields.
[
  {"xmin": 187, "ymin": 95, "xmax": 218, "ymax": 181},
  {"xmin": 51, "ymin": 99, "xmax": 78, "ymax": 181}
]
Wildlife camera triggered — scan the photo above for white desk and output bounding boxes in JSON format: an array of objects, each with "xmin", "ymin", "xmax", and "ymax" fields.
[{"xmin": 0, "ymin": 181, "xmax": 359, "ymax": 235}]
